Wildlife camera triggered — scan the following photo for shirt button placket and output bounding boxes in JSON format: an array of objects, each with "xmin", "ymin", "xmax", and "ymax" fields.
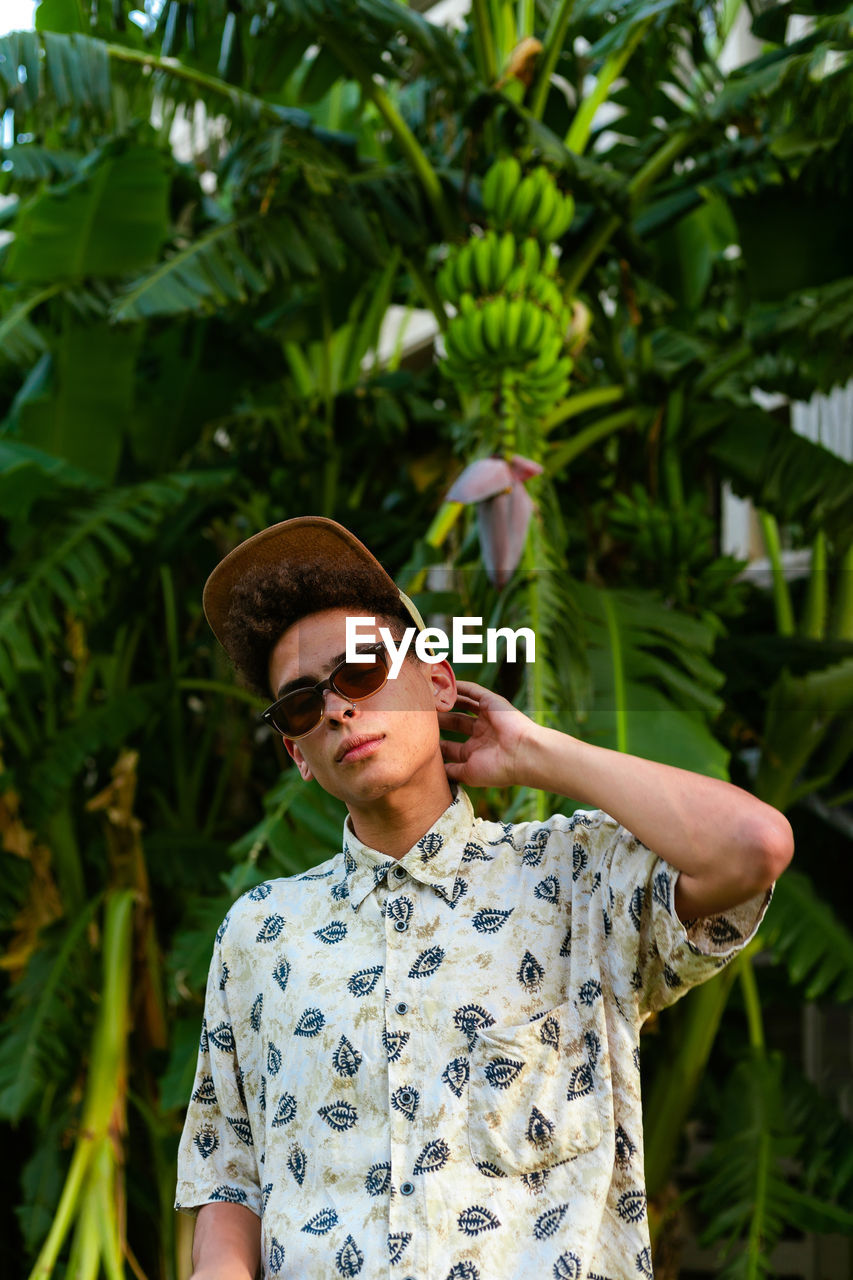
[{"xmin": 386, "ymin": 864, "xmax": 421, "ymax": 1275}]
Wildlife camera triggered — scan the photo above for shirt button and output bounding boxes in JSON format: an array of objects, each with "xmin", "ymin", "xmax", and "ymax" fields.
[
  {"xmin": 395, "ymin": 1001, "xmax": 409, "ymax": 1016},
  {"xmin": 393, "ymin": 865, "xmax": 406, "ymax": 880},
  {"xmin": 399, "ymin": 1089, "xmax": 414, "ymax": 1105},
  {"xmin": 400, "ymin": 1181, "xmax": 415, "ymax": 1196},
  {"xmin": 394, "ymin": 920, "xmax": 408, "ymax": 933}
]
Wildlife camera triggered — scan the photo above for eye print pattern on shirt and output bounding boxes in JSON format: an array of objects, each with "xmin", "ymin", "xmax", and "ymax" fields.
[{"xmin": 177, "ymin": 788, "xmax": 773, "ymax": 1279}]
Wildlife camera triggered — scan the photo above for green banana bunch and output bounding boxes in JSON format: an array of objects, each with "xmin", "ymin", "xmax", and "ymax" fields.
[
  {"xmin": 438, "ymin": 155, "xmax": 578, "ymax": 421},
  {"xmin": 503, "ymin": 244, "xmax": 561, "ymax": 297},
  {"xmin": 437, "ymin": 230, "xmax": 519, "ymax": 305},
  {"xmin": 516, "ymin": 355, "xmax": 574, "ymax": 416},
  {"xmin": 444, "ymin": 297, "xmax": 563, "ymax": 373},
  {"xmin": 439, "ymin": 269, "xmax": 572, "ymax": 413},
  {"xmin": 482, "ymin": 156, "xmax": 522, "ymax": 225},
  {"xmin": 442, "ymin": 308, "xmax": 572, "ymax": 413},
  {"xmin": 482, "ymin": 158, "xmax": 575, "ymax": 243},
  {"xmin": 526, "ymin": 276, "xmax": 572, "ymax": 331}
]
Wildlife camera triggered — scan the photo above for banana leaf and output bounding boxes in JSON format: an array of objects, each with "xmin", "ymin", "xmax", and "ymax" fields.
[
  {"xmin": 564, "ymin": 582, "xmax": 729, "ymax": 778},
  {"xmin": 755, "ymin": 657, "xmax": 853, "ymax": 811},
  {"xmin": 702, "ymin": 406, "xmax": 853, "ymax": 552},
  {"xmin": 6, "ymin": 144, "xmax": 170, "ymax": 283}
]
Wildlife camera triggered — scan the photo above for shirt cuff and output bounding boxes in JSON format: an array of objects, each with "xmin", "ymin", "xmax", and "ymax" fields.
[
  {"xmin": 673, "ymin": 872, "xmax": 774, "ymax": 961},
  {"xmin": 174, "ymin": 1181, "xmax": 263, "ymax": 1219}
]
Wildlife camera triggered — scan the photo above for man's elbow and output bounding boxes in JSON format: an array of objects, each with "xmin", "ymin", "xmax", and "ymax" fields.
[{"xmin": 746, "ymin": 812, "xmax": 794, "ymax": 891}]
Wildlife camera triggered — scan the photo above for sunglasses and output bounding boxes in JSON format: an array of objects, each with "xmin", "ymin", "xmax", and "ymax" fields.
[{"xmin": 262, "ymin": 643, "xmax": 390, "ymax": 740}]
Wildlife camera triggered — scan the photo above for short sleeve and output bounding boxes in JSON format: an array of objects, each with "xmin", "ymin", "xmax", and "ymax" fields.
[
  {"xmin": 575, "ymin": 810, "xmax": 773, "ymax": 1019},
  {"xmin": 175, "ymin": 926, "xmax": 262, "ymax": 1217}
]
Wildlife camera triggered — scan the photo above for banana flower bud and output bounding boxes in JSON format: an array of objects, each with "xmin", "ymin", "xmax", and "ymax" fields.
[{"xmin": 445, "ymin": 455, "xmax": 543, "ymax": 588}]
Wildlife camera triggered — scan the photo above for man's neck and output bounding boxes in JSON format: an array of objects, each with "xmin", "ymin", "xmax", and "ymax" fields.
[{"xmin": 345, "ymin": 760, "xmax": 454, "ymax": 859}]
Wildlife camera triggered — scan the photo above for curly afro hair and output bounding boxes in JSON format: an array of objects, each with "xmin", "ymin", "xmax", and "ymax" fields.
[{"xmin": 221, "ymin": 559, "xmax": 415, "ymax": 696}]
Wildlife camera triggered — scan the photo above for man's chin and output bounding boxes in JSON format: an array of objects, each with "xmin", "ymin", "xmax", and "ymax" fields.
[
  {"xmin": 316, "ymin": 766, "xmax": 399, "ymax": 807},
  {"xmin": 344, "ymin": 775, "xmax": 403, "ymax": 805},
  {"xmin": 317, "ymin": 749, "xmax": 443, "ymax": 807}
]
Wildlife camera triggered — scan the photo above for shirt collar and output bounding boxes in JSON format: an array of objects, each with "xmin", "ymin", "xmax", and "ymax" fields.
[{"xmin": 342, "ymin": 786, "xmax": 475, "ymax": 910}]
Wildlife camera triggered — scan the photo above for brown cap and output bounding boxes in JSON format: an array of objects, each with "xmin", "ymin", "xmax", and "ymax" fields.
[{"xmin": 203, "ymin": 515, "xmax": 426, "ymax": 662}]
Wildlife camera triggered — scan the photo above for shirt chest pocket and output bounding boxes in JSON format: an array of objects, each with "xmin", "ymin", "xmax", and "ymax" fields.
[{"xmin": 467, "ymin": 1000, "xmax": 601, "ymax": 1176}]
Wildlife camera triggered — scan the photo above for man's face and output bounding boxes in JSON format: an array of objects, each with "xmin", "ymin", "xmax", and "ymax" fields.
[{"xmin": 267, "ymin": 607, "xmax": 456, "ymax": 807}]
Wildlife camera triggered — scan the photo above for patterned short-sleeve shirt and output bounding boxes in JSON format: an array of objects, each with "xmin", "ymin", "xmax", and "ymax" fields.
[{"xmin": 176, "ymin": 786, "xmax": 771, "ymax": 1279}]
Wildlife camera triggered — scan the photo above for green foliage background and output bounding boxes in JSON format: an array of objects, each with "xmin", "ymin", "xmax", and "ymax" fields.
[{"xmin": 1, "ymin": 0, "xmax": 853, "ymax": 1276}]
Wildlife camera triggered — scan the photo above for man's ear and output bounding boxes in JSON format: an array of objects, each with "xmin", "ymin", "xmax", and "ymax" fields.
[
  {"xmin": 283, "ymin": 737, "xmax": 313, "ymax": 782},
  {"xmin": 428, "ymin": 658, "xmax": 457, "ymax": 711}
]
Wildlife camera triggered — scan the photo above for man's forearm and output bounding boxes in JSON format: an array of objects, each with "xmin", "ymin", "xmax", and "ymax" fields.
[
  {"xmin": 191, "ymin": 1202, "xmax": 261, "ymax": 1280},
  {"xmin": 520, "ymin": 726, "xmax": 794, "ymax": 918}
]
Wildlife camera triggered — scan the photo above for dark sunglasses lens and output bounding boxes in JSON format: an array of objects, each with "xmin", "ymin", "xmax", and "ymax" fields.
[
  {"xmin": 334, "ymin": 659, "xmax": 387, "ymax": 701},
  {"xmin": 274, "ymin": 687, "xmax": 323, "ymax": 737}
]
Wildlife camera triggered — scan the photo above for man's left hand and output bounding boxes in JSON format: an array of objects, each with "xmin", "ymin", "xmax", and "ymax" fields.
[{"xmin": 438, "ymin": 680, "xmax": 538, "ymax": 789}]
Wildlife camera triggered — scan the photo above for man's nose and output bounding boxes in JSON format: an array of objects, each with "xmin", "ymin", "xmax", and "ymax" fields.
[{"xmin": 323, "ymin": 687, "xmax": 357, "ymax": 721}]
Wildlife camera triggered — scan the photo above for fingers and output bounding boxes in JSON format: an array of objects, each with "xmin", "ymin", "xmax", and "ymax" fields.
[
  {"xmin": 450, "ymin": 695, "xmax": 479, "ymax": 713},
  {"xmin": 438, "ymin": 710, "xmax": 476, "ymax": 735},
  {"xmin": 452, "ymin": 679, "xmax": 491, "ymax": 699}
]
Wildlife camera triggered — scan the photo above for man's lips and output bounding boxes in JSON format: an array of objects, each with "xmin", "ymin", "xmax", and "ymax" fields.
[{"xmin": 336, "ymin": 735, "xmax": 385, "ymax": 763}]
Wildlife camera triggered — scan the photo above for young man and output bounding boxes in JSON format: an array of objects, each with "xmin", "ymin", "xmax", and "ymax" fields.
[{"xmin": 176, "ymin": 516, "xmax": 793, "ymax": 1280}]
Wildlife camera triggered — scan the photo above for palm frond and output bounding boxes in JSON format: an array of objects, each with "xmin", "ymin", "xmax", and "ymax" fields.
[
  {"xmin": 0, "ymin": 144, "xmax": 82, "ymax": 188},
  {"xmin": 3, "ymin": 132, "xmax": 383, "ymax": 323},
  {"xmin": 518, "ymin": 481, "xmax": 575, "ymax": 725},
  {"xmin": 783, "ymin": 1064, "xmax": 853, "ymax": 1210},
  {"xmin": 0, "ymin": 30, "xmax": 112, "ymax": 135},
  {"xmin": 746, "ymin": 276, "xmax": 853, "ymax": 396},
  {"xmin": 166, "ymin": 891, "xmax": 237, "ymax": 999},
  {"xmin": 110, "ymin": 218, "xmax": 272, "ymax": 321},
  {"xmin": 633, "ymin": 137, "xmax": 786, "ymax": 237},
  {"xmin": 648, "ymin": 326, "xmax": 712, "ymax": 376},
  {"xmin": 0, "ymin": 438, "xmax": 100, "ymax": 529},
  {"xmin": 563, "ymin": 580, "xmax": 729, "ymax": 777},
  {"xmin": 698, "ymin": 1050, "xmax": 853, "ymax": 1275},
  {"xmin": 165, "ymin": 770, "xmax": 341, "ymax": 1003},
  {"xmin": 707, "ymin": 20, "xmax": 853, "ymax": 125},
  {"xmin": 702, "ymin": 405, "xmax": 853, "ymax": 552},
  {"xmin": 0, "ymin": 899, "xmax": 100, "ymax": 1123},
  {"xmin": 0, "ymin": 471, "xmax": 230, "ymax": 690},
  {"xmin": 215, "ymin": 118, "xmax": 354, "ymax": 195},
  {"xmin": 158, "ymin": 1012, "xmax": 209, "ymax": 1113},
  {"xmin": 16, "ymin": 1114, "xmax": 68, "ymax": 1254},
  {"xmin": 281, "ymin": 246, "xmax": 404, "ymax": 395},
  {"xmin": 355, "ymin": 165, "xmax": 432, "ymax": 251},
  {"xmin": 159, "ymin": 778, "xmax": 348, "ymax": 1117},
  {"xmin": 229, "ymin": 772, "xmax": 345, "ymax": 877},
  {"xmin": 755, "ymin": 657, "xmax": 853, "ymax": 811},
  {"xmin": 0, "ymin": 286, "xmax": 55, "ymax": 364},
  {"xmin": 578, "ymin": 0, "xmax": 683, "ymax": 61},
  {"xmin": 0, "ymin": 29, "xmax": 371, "ymax": 153},
  {"xmin": 25, "ymin": 685, "xmax": 168, "ymax": 819},
  {"xmin": 273, "ymin": 0, "xmax": 469, "ymax": 86},
  {"xmin": 761, "ymin": 868, "xmax": 853, "ymax": 1003},
  {"xmin": 0, "ymin": 30, "xmax": 56, "ymax": 114},
  {"xmin": 111, "ymin": 193, "xmax": 380, "ymax": 321},
  {"xmin": 360, "ymin": 0, "xmax": 469, "ymax": 80}
]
